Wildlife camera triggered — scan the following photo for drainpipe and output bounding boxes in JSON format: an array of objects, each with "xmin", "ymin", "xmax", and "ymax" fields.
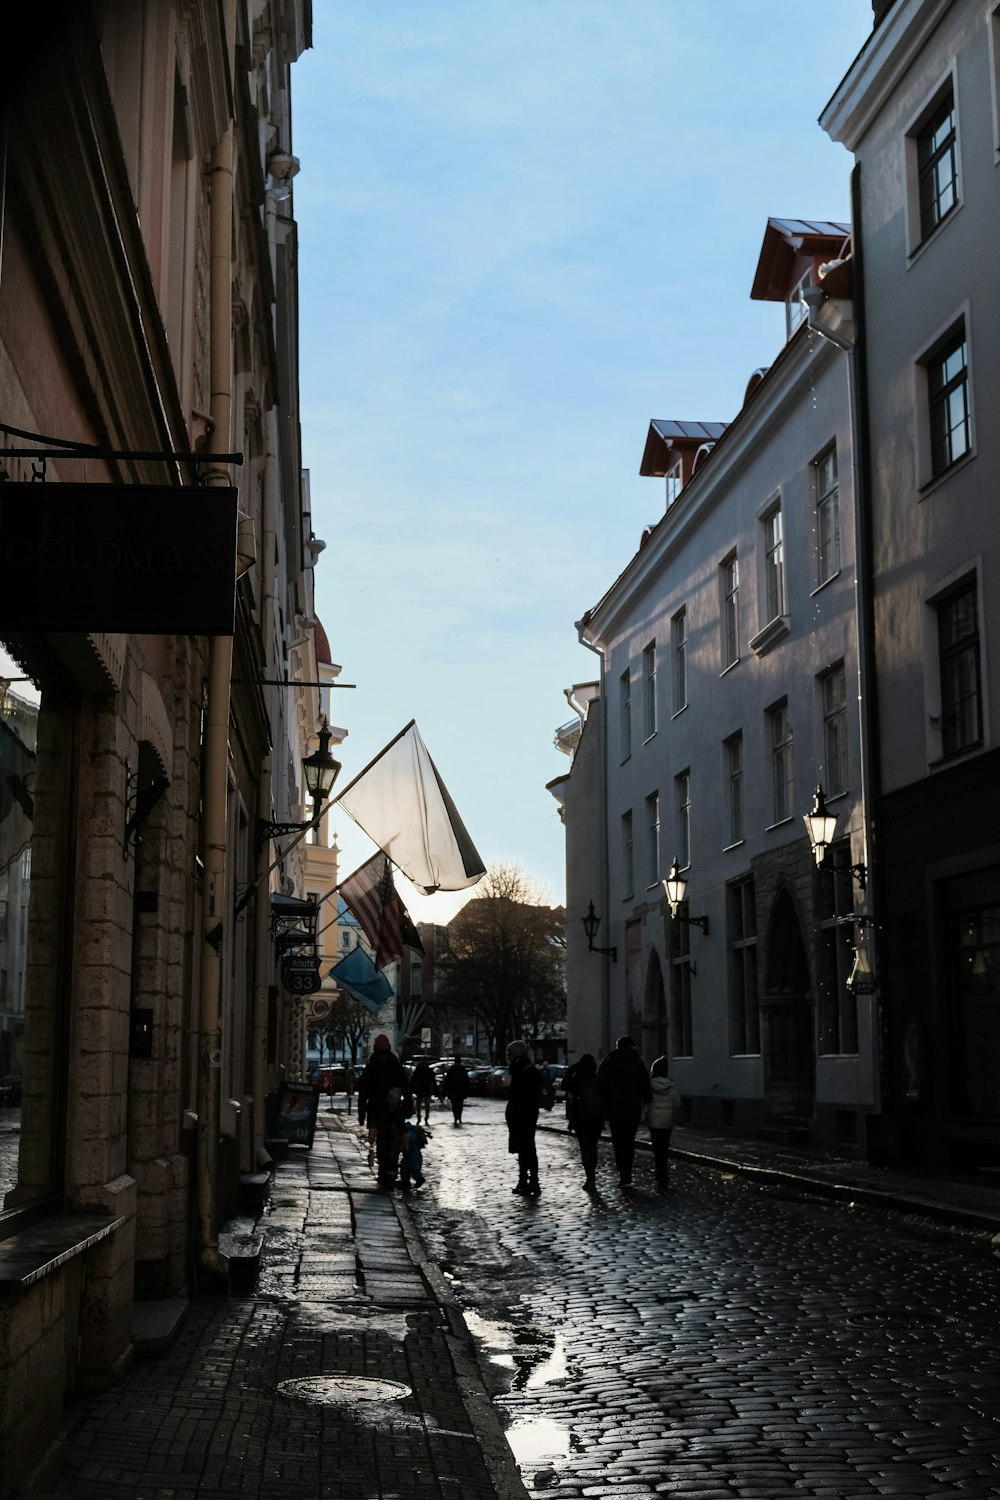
[
  {"xmin": 196, "ymin": 114, "xmax": 235, "ymax": 1279},
  {"xmin": 575, "ymin": 626, "xmax": 611, "ymax": 1058},
  {"xmin": 801, "ymin": 166, "xmax": 883, "ymax": 1122},
  {"xmin": 252, "ymin": 407, "xmax": 280, "ymax": 1165}
]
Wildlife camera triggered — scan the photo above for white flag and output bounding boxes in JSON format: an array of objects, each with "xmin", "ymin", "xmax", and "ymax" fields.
[{"xmin": 334, "ymin": 721, "xmax": 486, "ymax": 895}]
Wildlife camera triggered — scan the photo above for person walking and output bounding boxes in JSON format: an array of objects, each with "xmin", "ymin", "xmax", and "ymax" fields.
[
  {"xmin": 565, "ymin": 1053, "xmax": 604, "ymax": 1192},
  {"xmin": 442, "ymin": 1058, "xmax": 470, "ymax": 1125},
  {"xmin": 597, "ymin": 1035, "xmax": 652, "ymax": 1188},
  {"xmin": 357, "ymin": 1034, "xmax": 410, "ymax": 1188},
  {"xmin": 410, "ymin": 1057, "xmax": 436, "ymax": 1125},
  {"xmin": 505, "ymin": 1040, "xmax": 545, "ymax": 1196},
  {"xmin": 647, "ymin": 1056, "xmax": 682, "ymax": 1190}
]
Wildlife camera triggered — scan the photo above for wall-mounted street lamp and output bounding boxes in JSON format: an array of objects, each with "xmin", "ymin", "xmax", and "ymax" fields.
[
  {"xmin": 582, "ymin": 900, "xmax": 617, "ymax": 962},
  {"xmin": 661, "ymin": 858, "xmax": 709, "ymax": 935},
  {"xmin": 257, "ymin": 720, "xmax": 341, "ymax": 846},
  {"xmin": 803, "ymin": 784, "xmax": 867, "ymax": 892}
]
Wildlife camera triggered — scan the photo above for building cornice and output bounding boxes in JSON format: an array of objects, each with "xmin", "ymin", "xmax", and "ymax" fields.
[{"xmin": 820, "ymin": 0, "xmax": 954, "ymax": 149}]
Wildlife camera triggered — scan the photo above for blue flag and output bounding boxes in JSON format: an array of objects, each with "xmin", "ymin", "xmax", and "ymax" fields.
[{"xmin": 329, "ymin": 945, "xmax": 394, "ymax": 1015}]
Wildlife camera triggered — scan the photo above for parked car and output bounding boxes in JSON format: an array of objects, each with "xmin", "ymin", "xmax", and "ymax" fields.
[
  {"xmin": 484, "ymin": 1066, "xmax": 511, "ymax": 1096},
  {"xmin": 316, "ymin": 1065, "xmax": 353, "ymax": 1094},
  {"xmin": 545, "ymin": 1064, "xmax": 568, "ymax": 1101}
]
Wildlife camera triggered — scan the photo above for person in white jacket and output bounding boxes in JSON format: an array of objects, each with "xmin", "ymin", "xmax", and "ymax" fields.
[{"xmin": 647, "ymin": 1056, "xmax": 681, "ymax": 1190}]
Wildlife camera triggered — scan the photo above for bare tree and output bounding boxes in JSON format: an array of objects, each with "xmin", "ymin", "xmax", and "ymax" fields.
[{"xmin": 435, "ymin": 862, "xmax": 565, "ymax": 1058}]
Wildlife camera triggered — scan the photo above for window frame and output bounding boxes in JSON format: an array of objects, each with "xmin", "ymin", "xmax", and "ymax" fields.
[
  {"xmin": 904, "ymin": 70, "xmax": 962, "ymax": 258},
  {"xmin": 821, "ymin": 662, "xmax": 849, "ymax": 798},
  {"xmin": 619, "ymin": 668, "xmax": 632, "ymax": 763},
  {"xmin": 672, "ymin": 607, "xmax": 687, "ymax": 716},
  {"xmin": 914, "ymin": 308, "xmax": 975, "ymax": 492},
  {"xmin": 937, "ymin": 576, "xmax": 984, "ymax": 760},
  {"xmin": 814, "ymin": 444, "xmax": 841, "ymax": 587},
  {"xmin": 724, "ymin": 732, "xmax": 744, "ymax": 848},
  {"xmin": 767, "ymin": 699, "xmax": 795, "ymax": 827},
  {"xmin": 720, "ymin": 552, "xmax": 739, "ymax": 671},
  {"xmin": 675, "ymin": 770, "xmax": 691, "ymax": 871},
  {"xmin": 642, "ymin": 641, "xmax": 657, "ymax": 742},
  {"xmin": 621, "ymin": 810, "xmax": 634, "ymax": 900},
  {"xmin": 727, "ymin": 876, "xmax": 760, "ymax": 1056},
  {"xmin": 645, "ymin": 791, "xmax": 660, "ymax": 888}
]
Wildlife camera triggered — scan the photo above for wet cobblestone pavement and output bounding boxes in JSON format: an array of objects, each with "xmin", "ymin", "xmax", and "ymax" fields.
[
  {"xmin": 407, "ymin": 1098, "xmax": 1000, "ymax": 1500},
  {"xmin": 23, "ymin": 1114, "xmax": 526, "ymax": 1500}
]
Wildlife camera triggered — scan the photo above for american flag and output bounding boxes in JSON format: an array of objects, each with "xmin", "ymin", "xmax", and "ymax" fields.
[{"xmin": 338, "ymin": 853, "xmax": 420, "ymax": 970}]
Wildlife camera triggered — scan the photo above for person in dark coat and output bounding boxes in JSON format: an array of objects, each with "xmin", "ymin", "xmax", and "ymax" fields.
[
  {"xmin": 565, "ymin": 1053, "xmax": 604, "ymax": 1192},
  {"xmin": 505, "ymin": 1040, "xmax": 544, "ymax": 1196},
  {"xmin": 442, "ymin": 1059, "xmax": 470, "ymax": 1124},
  {"xmin": 357, "ymin": 1034, "xmax": 410, "ymax": 1187},
  {"xmin": 410, "ymin": 1058, "xmax": 436, "ymax": 1124},
  {"xmin": 597, "ymin": 1035, "xmax": 652, "ymax": 1188}
]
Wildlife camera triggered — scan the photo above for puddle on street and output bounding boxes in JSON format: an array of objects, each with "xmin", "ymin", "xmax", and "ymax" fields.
[
  {"xmin": 463, "ymin": 1308, "xmax": 517, "ymax": 1369},
  {"xmin": 505, "ymin": 1415, "xmax": 572, "ymax": 1469},
  {"xmin": 524, "ymin": 1331, "xmax": 567, "ymax": 1388}
]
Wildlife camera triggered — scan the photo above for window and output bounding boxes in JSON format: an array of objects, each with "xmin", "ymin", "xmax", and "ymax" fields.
[
  {"xmin": 725, "ymin": 733, "xmax": 744, "ymax": 846},
  {"xmin": 916, "ymin": 86, "xmax": 958, "ymax": 241},
  {"xmin": 645, "ymin": 793, "xmax": 660, "ymax": 887},
  {"xmin": 817, "ymin": 844, "xmax": 859, "ymax": 1055},
  {"xmin": 643, "ymin": 642, "xmax": 657, "ymax": 740},
  {"xmin": 764, "ymin": 506, "xmax": 785, "ymax": 623},
  {"xmin": 814, "ymin": 446, "xmax": 840, "ymax": 584},
  {"xmin": 666, "ymin": 459, "xmax": 682, "ymax": 508},
  {"xmin": 927, "ymin": 328, "xmax": 971, "ymax": 478},
  {"xmin": 619, "ymin": 670, "xmax": 632, "ymax": 762},
  {"xmin": 721, "ymin": 554, "xmax": 739, "ymax": 668},
  {"xmin": 669, "ymin": 919, "xmax": 693, "ymax": 1058},
  {"xmin": 622, "ymin": 811, "xmax": 634, "ymax": 899},
  {"xmin": 822, "ymin": 663, "xmax": 848, "ymax": 797},
  {"xmin": 728, "ymin": 878, "xmax": 760, "ymax": 1055},
  {"xmin": 938, "ymin": 579, "xmax": 982, "ymax": 757},
  {"xmin": 672, "ymin": 608, "xmax": 687, "ymax": 713},
  {"xmin": 768, "ymin": 701, "xmax": 794, "ymax": 824},
  {"xmin": 786, "ymin": 268, "xmax": 810, "ymax": 339},
  {"xmin": 675, "ymin": 771, "xmax": 691, "ymax": 870}
]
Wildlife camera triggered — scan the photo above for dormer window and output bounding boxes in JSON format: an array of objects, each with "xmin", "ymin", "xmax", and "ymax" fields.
[
  {"xmin": 666, "ymin": 459, "xmax": 682, "ymax": 509},
  {"xmin": 786, "ymin": 269, "xmax": 811, "ymax": 338}
]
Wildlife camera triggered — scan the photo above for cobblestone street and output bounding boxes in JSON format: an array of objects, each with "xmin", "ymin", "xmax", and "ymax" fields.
[{"xmin": 409, "ymin": 1097, "xmax": 1000, "ymax": 1500}]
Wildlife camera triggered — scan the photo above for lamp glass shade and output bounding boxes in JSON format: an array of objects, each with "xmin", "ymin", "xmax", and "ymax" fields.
[
  {"xmin": 303, "ymin": 723, "xmax": 341, "ymax": 800},
  {"xmin": 582, "ymin": 901, "xmax": 600, "ymax": 946},
  {"xmin": 662, "ymin": 858, "xmax": 687, "ymax": 914},
  {"xmin": 803, "ymin": 785, "xmax": 838, "ymax": 864}
]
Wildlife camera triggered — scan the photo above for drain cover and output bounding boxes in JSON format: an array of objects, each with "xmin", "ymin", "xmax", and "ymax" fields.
[{"xmin": 278, "ymin": 1376, "xmax": 412, "ymax": 1406}]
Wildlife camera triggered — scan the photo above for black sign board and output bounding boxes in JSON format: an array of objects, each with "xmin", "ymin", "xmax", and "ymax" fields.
[
  {"xmin": 282, "ymin": 954, "xmax": 322, "ymax": 996},
  {"xmin": 0, "ymin": 482, "xmax": 238, "ymax": 634},
  {"xmin": 272, "ymin": 1082, "xmax": 320, "ymax": 1147}
]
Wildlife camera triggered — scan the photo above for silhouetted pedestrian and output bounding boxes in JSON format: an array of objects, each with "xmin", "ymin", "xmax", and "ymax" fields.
[
  {"xmin": 357, "ymin": 1034, "xmax": 410, "ymax": 1187},
  {"xmin": 565, "ymin": 1053, "xmax": 604, "ymax": 1192},
  {"xmin": 597, "ymin": 1036, "xmax": 652, "ymax": 1188},
  {"xmin": 410, "ymin": 1058, "xmax": 436, "ymax": 1124},
  {"xmin": 505, "ymin": 1040, "xmax": 545, "ymax": 1196},
  {"xmin": 442, "ymin": 1059, "xmax": 470, "ymax": 1124},
  {"xmin": 647, "ymin": 1057, "xmax": 681, "ymax": 1190}
]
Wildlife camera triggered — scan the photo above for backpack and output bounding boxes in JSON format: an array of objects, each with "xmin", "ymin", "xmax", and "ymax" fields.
[{"xmin": 574, "ymin": 1076, "xmax": 604, "ymax": 1127}]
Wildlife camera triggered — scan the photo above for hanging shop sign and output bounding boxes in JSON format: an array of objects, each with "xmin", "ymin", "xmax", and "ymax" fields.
[
  {"xmin": 282, "ymin": 954, "xmax": 323, "ymax": 995},
  {"xmin": 0, "ymin": 483, "xmax": 238, "ymax": 634}
]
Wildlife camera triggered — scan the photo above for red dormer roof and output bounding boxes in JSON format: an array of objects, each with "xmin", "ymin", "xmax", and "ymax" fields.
[
  {"xmin": 750, "ymin": 218, "xmax": 851, "ymax": 302},
  {"xmin": 639, "ymin": 420, "xmax": 728, "ymax": 477},
  {"xmin": 314, "ymin": 616, "xmax": 332, "ymax": 665}
]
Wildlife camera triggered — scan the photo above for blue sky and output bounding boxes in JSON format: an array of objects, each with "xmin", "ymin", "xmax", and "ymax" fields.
[{"xmin": 295, "ymin": 1, "xmax": 875, "ymax": 923}]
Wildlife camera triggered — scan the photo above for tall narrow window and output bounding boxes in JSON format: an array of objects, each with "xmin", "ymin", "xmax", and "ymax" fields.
[
  {"xmin": 665, "ymin": 459, "xmax": 682, "ymax": 508},
  {"xmin": 721, "ymin": 554, "xmax": 739, "ymax": 668},
  {"xmin": 622, "ymin": 811, "xmax": 634, "ymax": 899},
  {"xmin": 619, "ymin": 669, "xmax": 632, "ymax": 762},
  {"xmin": 672, "ymin": 608, "xmax": 687, "ymax": 714},
  {"xmin": 815, "ymin": 446, "xmax": 840, "ymax": 584},
  {"xmin": 643, "ymin": 642, "xmax": 657, "ymax": 740},
  {"xmin": 938, "ymin": 579, "xmax": 982, "ymax": 757},
  {"xmin": 725, "ymin": 733, "xmax": 744, "ymax": 846},
  {"xmin": 764, "ymin": 505, "xmax": 785, "ymax": 623},
  {"xmin": 728, "ymin": 878, "xmax": 760, "ymax": 1055},
  {"xmin": 927, "ymin": 328, "xmax": 971, "ymax": 477},
  {"xmin": 917, "ymin": 86, "xmax": 958, "ymax": 240},
  {"xmin": 769, "ymin": 701, "xmax": 794, "ymax": 824},
  {"xmin": 675, "ymin": 771, "xmax": 691, "ymax": 870},
  {"xmin": 645, "ymin": 792, "xmax": 660, "ymax": 887},
  {"xmin": 669, "ymin": 919, "xmax": 694, "ymax": 1058},
  {"xmin": 817, "ymin": 844, "xmax": 859, "ymax": 1055},
  {"xmin": 822, "ymin": 663, "xmax": 848, "ymax": 796}
]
